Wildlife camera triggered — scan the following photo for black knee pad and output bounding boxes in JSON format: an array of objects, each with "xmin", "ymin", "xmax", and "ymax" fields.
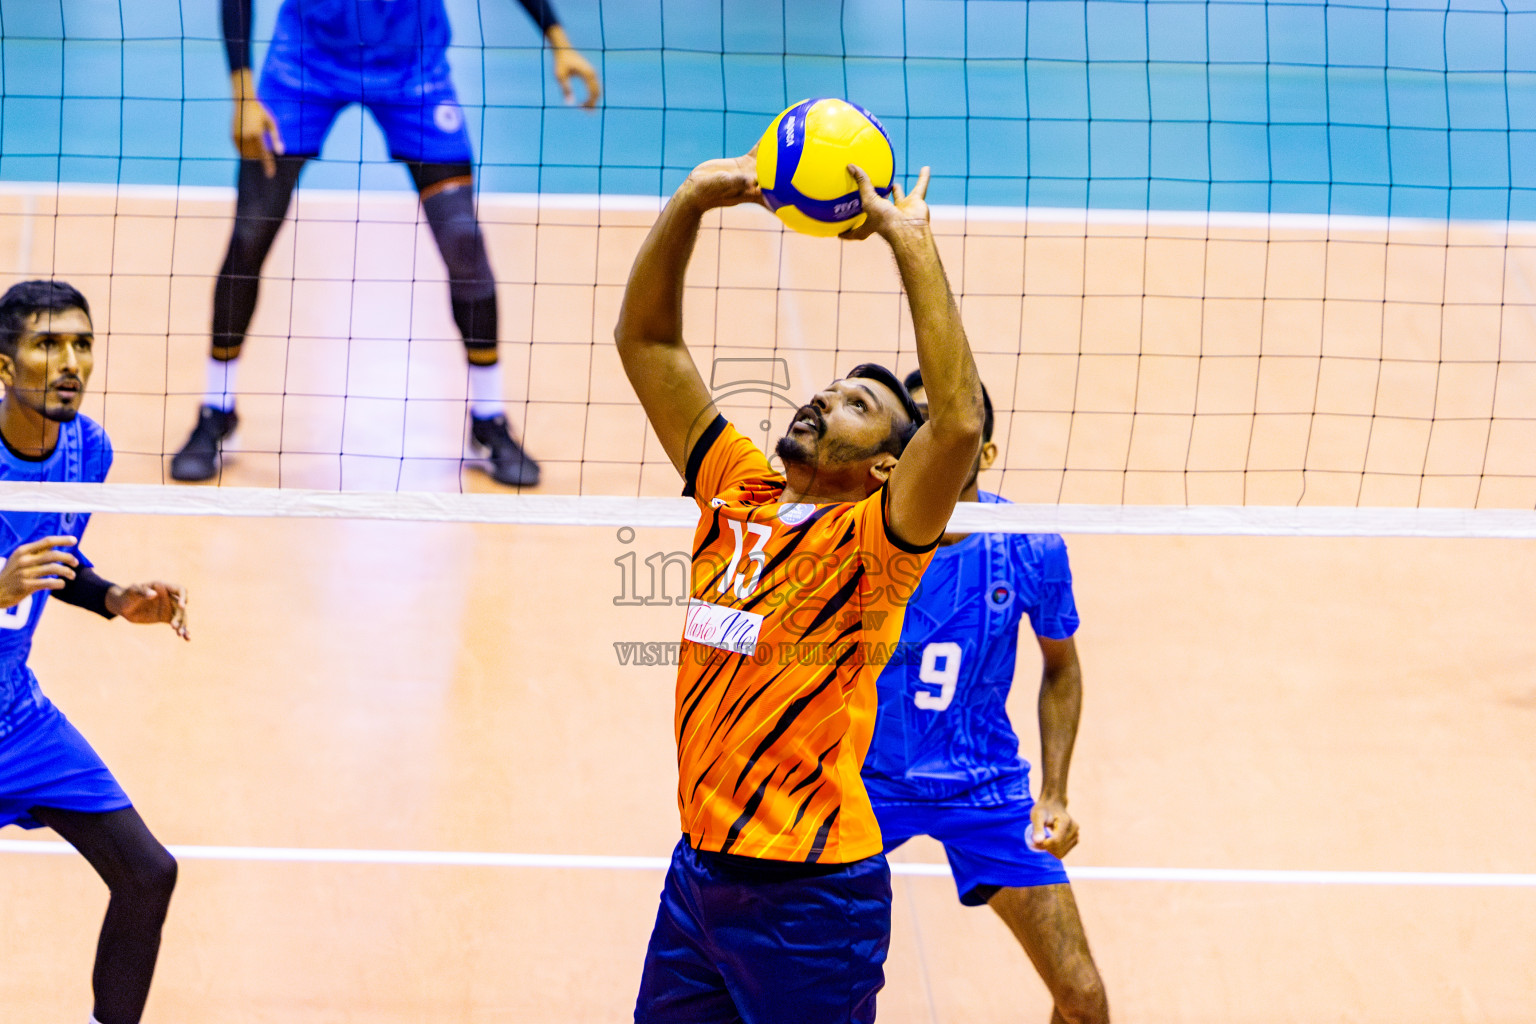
[{"xmin": 422, "ymin": 184, "xmax": 495, "ymax": 303}]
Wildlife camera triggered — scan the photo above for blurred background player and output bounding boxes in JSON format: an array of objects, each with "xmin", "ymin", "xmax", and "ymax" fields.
[
  {"xmin": 0, "ymin": 281, "xmax": 190, "ymax": 1024},
  {"xmin": 615, "ymin": 153, "xmax": 983, "ymax": 1023},
  {"xmin": 170, "ymin": 0, "xmax": 603, "ymax": 486},
  {"xmin": 863, "ymin": 372, "xmax": 1109, "ymax": 1024}
]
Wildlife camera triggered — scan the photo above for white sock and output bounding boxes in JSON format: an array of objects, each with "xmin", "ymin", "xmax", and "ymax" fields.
[
  {"xmin": 205, "ymin": 357, "xmax": 239, "ymax": 412},
  {"xmin": 467, "ymin": 364, "xmax": 502, "ymax": 420}
]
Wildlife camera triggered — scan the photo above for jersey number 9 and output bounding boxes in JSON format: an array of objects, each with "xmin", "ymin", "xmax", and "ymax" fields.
[{"xmin": 914, "ymin": 641, "xmax": 962, "ymax": 712}]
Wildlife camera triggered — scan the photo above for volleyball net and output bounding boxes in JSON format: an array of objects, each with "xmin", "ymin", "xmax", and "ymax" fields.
[{"xmin": 1, "ymin": 0, "xmax": 1534, "ymax": 535}]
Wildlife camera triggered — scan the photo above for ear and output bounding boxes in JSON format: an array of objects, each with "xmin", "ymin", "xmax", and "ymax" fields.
[
  {"xmin": 868, "ymin": 452, "xmax": 899, "ymax": 485},
  {"xmin": 978, "ymin": 440, "xmax": 999, "ymax": 471},
  {"xmin": 0, "ymin": 353, "xmax": 14, "ymax": 389}
]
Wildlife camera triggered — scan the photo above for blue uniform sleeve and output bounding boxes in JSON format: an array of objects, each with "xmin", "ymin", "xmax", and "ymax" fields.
[
  {"xmin": 223, "ymin": 0, "xmax": 253, "ymax": 71},
  {"xmin": 517, "ymin": 0, "xmax": 559, "ymax": 32},
  {"xmin": 1020, "ymin": 534, "xmax": 1079, "ymax": 640}
]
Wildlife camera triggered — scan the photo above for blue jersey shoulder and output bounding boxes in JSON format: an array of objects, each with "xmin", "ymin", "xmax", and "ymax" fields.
[
  {"xmin": 979, "ymin": 493, "xmax": 1077, "ymax": 641},
  {"xmin": 75, "ymin": 414, "xmax": 114, "ymax": 483}
]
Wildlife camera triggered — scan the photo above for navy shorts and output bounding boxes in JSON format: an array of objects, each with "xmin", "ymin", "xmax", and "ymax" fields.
[
  {"xmin": 0, "ymin": 703, "xmax": 131, "ymax": 830},
  {"xmin": 258, "ymin": 47, "xmax": 475, "ymax": 164},
  {"xmin": 635, "ymin": 838, "xmax": 891, "ymax": 1024},
  {"xmin": 875, "ymin": 797, "xmax": 1070, "ymax": 906}
]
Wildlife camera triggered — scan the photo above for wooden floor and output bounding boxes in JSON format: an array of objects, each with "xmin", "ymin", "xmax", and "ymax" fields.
[
  {"xmin": 1, "ymin": 517, "xmax": 1533, "ymax": 1022},
  {"xmin": 1, "ymin": 186, "xmax": 1535, "ymax": 1021}
]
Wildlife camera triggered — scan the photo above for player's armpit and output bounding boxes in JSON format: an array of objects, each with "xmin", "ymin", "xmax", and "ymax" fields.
[{"xmin": 614, "ymin": 339, "xmax": 719, "ymax": 477}]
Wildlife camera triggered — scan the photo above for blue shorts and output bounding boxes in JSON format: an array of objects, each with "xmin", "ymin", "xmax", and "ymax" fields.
[
  {"xmin": 875, "ymin": 797, "xmax": 1070, "ymax": 906},
  {"xmin": 635, "ymin": 838, "xmax": 891, "ymax": 1024},
  {"xmin": 258, "ymin": 47, "xmax": 474, "ymax": 164},
  {"xmin": 0, "ymin": 703, "xmax": 131, "ymax": 830}
]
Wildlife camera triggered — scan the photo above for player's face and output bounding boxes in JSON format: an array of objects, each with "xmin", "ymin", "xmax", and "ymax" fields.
[
  {"xmin": 2, "ymin": 308, "xmax": 95, "ymax": 423},
  {"xmin": 776, "ymin": 377, "xmax": 907, "ymax": 469}
]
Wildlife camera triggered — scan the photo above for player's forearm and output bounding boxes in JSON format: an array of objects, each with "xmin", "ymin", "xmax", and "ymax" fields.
[
  {"xmin": 545, "ymin": 23, "xmax": 573, "ymax": 51},
  {"xmin": 615, "ymin": 184, "xmax": 708, "ymax": 352},
  {"xmin": 230, "ymin": 68, "xmax": 257, "ymax": 102},
  {"xmin": 1036, "ymin": 661, "xmax": 1082, "ymax": 801},
  {"xmin": 886, "ymin": 227, "xmax": 983, "ymax": 443},
  {"xmin": 519, "ymin": 0, "xmax": 559, "ymax": 35},
  {"xmin": 222, "ymin": 0, "xmax": 253, "ymax": 73},
  {"xmin": 54, "ymin": 564, "xmax": 117, "ymax": 620}
]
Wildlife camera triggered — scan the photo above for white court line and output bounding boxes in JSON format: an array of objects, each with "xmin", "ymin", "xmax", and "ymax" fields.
[{"xmin": 3, "ymin": 840, "xmax": 1534, "ymax": 887}]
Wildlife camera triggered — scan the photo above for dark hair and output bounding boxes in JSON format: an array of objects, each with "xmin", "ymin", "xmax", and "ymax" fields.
[
  {"xmin": 902, "ymin": 368, "xmax": 994, "ymax": 443},
  {"xmin": 0, "ymin": 280, "xmax": 91, "ymax": 359},
  {"xmin": 846, "ymin": 362, "xmax": 922, "ymax": 456}
]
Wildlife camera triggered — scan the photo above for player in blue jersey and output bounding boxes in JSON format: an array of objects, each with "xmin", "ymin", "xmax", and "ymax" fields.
[
  {"xmin": 864, "ymin": 372, "xmax": 1109, "ymax": 1024},
  {"xmin": 0, "ymin": 281, "xmax": 190, "ymax": 1024},
  {"xmin": 169, "ymin": 0, "xmax": 603, "ymax": 486}
]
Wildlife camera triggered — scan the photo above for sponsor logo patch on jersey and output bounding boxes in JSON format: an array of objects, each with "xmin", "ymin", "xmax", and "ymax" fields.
[
  {"xmin": 777, "ymin": 502, "xmax": 814, "ymax": 526},
  {"xmin": 682, "ymin": 598, "xmax": 764, "ymax": 656},
  {"xmin": 433, "ymin": 101, "xmax": 463, "ymax": 133},
  {"xmin": 987, "ymin": 580, "xmax": 1013, "ymax": 609}
]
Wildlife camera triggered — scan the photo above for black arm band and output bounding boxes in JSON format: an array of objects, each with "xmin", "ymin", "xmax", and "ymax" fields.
[
  {"xmin": 518, "ymin": 0, "xmax": 559, "ymax": 33},
  {"xmin": 56, "ymin": 565, "xmax": 117, "ymax": 620},
  {"xmin": 223, "ymin": 0, "xmax": 253, "ymax": 72}
]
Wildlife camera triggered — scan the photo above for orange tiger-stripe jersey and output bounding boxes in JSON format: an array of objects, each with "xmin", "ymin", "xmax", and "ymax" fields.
[{"xmin": 673, "ymin": 416, "xmax": 936, "ymax": 863}]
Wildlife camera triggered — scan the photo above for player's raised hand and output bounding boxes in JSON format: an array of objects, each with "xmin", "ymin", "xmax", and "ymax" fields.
[
  {"xmin": 230, "ymin": 69, "xmax": 285, "ymax": 178},
  {"xmin": 0, "ymin": 536, "xmax": 79, "ymax": 609},
  {"xmin": 1030, "ymin": 795, "xmax": 1081, "ymax": 859},
  {"xmin": 107, "ymin": 583, "xmax": 190, "ymax": 641},
  {"xmin": 840, "ymin": 164, "xmax": 932, "ymax": 242},
  {"xmin": 551, "ymin": 38, "xmax": 602, "ymax": 109},
  {"xmin": 681, "ymin": 146, "xmax": 766, "ymax": 212}
]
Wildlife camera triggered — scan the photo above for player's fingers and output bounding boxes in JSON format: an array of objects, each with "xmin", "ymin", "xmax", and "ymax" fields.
[
  {"xmin": 582, "ymin": 69, "xmax": 602, "ymax": 108},
  {"xmin": 1048, "ymin": 814, "xmax": 1079, "ymax": 851},
  {"xmin": 170, "ymin": 587, "xmax": 189, "ymax": 638},
  {"xmin": 890, "ymin": 180, "xmax": 906, "ymax": 205},
  {"xmin": 910, "ymin": 165, "xmax": 932, "ymax": 201},
  {"xmin": 846, "ymin": 163, "xmax": 877, "ymax": 201},
  {"xmin": 557, "ymin": 68, "xmax": 575, "ymax": 105},
  {"xmin": 19, "ymin": 547, "xmax": 77, "ymax": 568},
  {"xmin": 26, "ymin": 561, "xmax": 76, "ymax": 581},
  {"xmin": 259, "ymin": 141, "xmax": 276, "ymax": 179},
  {"xmin": 21, "ymin": 536, "xmax": 78, "ymax": 555},
  {"xmin": 265, "ymin": 112, "xmax": 286, "ymax": 156},
  {"xmin": 837, "ymin": 219, "xmax": 877, "ymax": 242}
]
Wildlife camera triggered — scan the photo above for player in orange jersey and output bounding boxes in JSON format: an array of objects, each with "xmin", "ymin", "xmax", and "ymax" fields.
[{"xmin": 615, "ymin": 151, "xmax": 984, "ymax": 1023}]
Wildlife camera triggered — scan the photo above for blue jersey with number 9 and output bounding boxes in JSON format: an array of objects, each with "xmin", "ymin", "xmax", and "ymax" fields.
[
  {"xmin": 0, "ymin": 415, "xmax": 111, "ymax": 735},
  {"xmin": 862, "ymin": 492, "xmax": 1078, "ymax": 807}
]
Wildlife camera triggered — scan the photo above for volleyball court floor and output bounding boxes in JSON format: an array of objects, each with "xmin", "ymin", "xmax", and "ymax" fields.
[{"xmin": 1, "ymin": 186, "xmax": 1535, "ymax": 1021}]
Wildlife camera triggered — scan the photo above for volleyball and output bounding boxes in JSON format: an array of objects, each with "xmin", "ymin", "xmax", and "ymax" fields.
[{"xmin": 756, "ymin": 98, "xmax": 895, "ymax": 237}]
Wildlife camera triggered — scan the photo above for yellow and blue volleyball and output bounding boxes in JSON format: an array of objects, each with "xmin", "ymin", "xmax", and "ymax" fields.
[{"xmin": 756, "ymin": 98, "xmax": 894, "ymax": 237}]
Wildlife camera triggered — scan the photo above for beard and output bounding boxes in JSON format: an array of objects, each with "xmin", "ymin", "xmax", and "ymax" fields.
[
  {"xmin": 775, "ymin": 404, "xmax": 825, "ymax": 466},
  {"xmin": 15, "ymin": 385, "xmax": 82, "ymax": 423},
  {"xmin": 774, "ymin": 410, "xmax": 890, "ymax": 469}
]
